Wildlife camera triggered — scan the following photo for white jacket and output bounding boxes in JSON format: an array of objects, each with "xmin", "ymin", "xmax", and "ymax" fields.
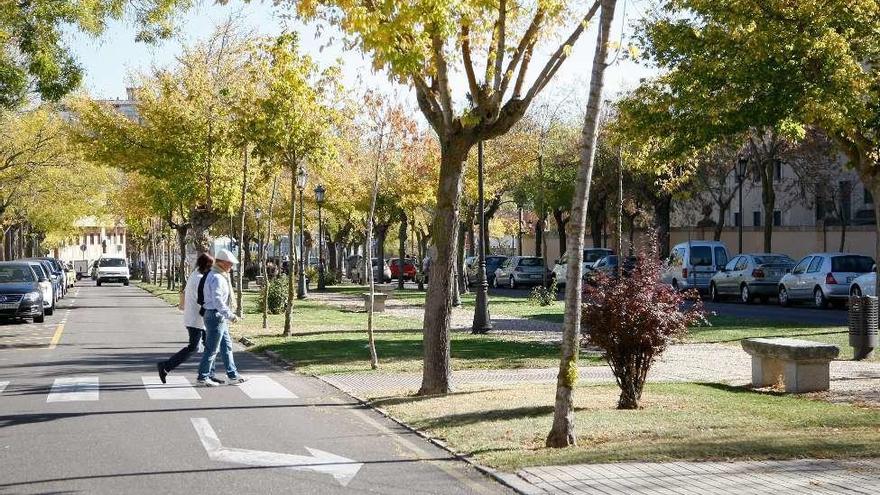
[{"xmin": 183, "ymin": 270, "xmax": 206, "ymax": 330}]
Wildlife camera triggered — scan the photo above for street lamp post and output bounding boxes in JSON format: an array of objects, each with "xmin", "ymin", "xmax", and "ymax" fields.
[
  {"xmin": 296, "ymin": 166, "xmax": 308, "ymax": 300},
  {"xmin": 472, "ymin": 140, "xmax": 493, "ymax": 334},
  {"xmin": 315, "ymin": 184, "xmax": 326, "ymax": 291},
  {"xmin": 517, "ymin": 203, "xmax": 523, "ymax": 256},
  {"xmin": 737, "ymin": 156, "xmax": 748, "ymax": 254}
]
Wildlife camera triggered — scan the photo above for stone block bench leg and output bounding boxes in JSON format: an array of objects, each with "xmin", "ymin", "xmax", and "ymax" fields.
[
  {"xmin": 783, "ymin": 360, "xmax": 831, "ymax": 393},
  {"xmin": 751, "ymin": 356, "xmax": 784, "ymax": 388}
]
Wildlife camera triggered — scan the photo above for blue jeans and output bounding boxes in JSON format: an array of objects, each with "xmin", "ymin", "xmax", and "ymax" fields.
[{"xmin": 197, "ymin": 310, "xmax": 239, "ymax": 380}]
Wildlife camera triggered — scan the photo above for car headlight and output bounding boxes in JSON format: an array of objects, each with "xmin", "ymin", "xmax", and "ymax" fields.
[{"xmin": 23, "ymin": 291, "xmax": 40, "ymax": 302}]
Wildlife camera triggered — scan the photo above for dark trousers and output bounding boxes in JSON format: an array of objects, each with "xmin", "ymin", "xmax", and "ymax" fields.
[{"xmin": 161, "ymin": 327, "xmax": 205, "ymax": 372}]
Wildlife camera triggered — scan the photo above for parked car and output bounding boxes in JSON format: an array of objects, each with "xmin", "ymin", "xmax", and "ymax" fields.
[
  {"xmin": 778, "ymin": 253, "xmax": 875, "ymax": 308},
  {"xmin": 709, "ymin": 253, "xmax": 795, "ymax": 304},
  {"xmin": 661, "ymin": 241, "xmax": 730, "ymax": 293},
  {"xmin": 493, "ymin": 256, "xmax": 549, "ymax": 289},
  {"xmin": 42, "ymin": 257, "xmax": 68, "ymax": 295},
  {"xmin": 552, "ymin": 248, "xmax": 614, "ymax": 286},
  {"xmin": 389, "ymin": 258, "xmax": 418, "ymax": 281},
  {"xmin": 586, "ymin": 255, "xmax": 638, "ymax": 284},
  {"xmin": 27, "ymin": 259, "xmax": 63, "ymax": 301},
  {"xmin": 22, "ymin": 261, "xmax": 55, "ymax": 315},
  {"xmin": 0, "ymin": 262, "xmax": 46, "ymax": 323},
  {"xmin": 852, "ymin": 209, "xmax": 875, "ymax": 226},
  {"xmin": 466, "ymin": 255, "xmax": 508, "ymax": 287},
  {"xmin": 95, "ymin": 256, "xmax": 131, "ymax": 286},
  {"xmin": 353, "ymin": 258, "xmax": 392, "ymax": 284},
  {"xmin": 849, "ymin": 269, "xmax": 876, "ymax": 297}
]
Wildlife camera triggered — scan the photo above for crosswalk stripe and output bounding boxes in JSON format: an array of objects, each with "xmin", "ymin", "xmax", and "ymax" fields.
[
  {"xmin": 142, "ymin": 375, "xmax": 201, "ymax": 400},
  {"xmin": 0, "ymin": 381, "xmax": 8, "ymax": 394},
  {"xmin": 47, "ymin": 377, "xmax": 99, "ymax": 402},
  {"xmin": 237, "ymin": 375, "xmax": 298, "ymax": 399}
]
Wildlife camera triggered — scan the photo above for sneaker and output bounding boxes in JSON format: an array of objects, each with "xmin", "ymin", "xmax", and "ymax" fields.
[
  {"xmin": 227, "ymin": 376, "xmax": 248, "ymax": 385},
  {"xmin": 208, "ymin": 376, "xmax": 226, "ymax": 385},
  {"xmin": 157, "ymin": 362, "xmax": 168, "ymax": 384},
  {"xmin": 197, "ymin": 379, "xmax": 219, "ymax": 387}
]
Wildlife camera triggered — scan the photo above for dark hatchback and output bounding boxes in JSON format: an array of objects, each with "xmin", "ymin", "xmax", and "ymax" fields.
[{"xmin": 0, "ymin": 262, "xmax": 45, "ymax": 323}]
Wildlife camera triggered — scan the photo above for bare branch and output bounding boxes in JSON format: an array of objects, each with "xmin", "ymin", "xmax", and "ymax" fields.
[
  {"xmin": 499, "ymin": 8, "xmax": 545, "ymax": 100},
  {"xmin": 492, "ymin": 0, "xmax": 507, "ymax": 95},
  {"xmin": 461, "ymin": 23, "xmax": 483, "ymax": 104},
  {"xmin": 429, "ymin": 29, "xmax": 454, "ymax": 129}
]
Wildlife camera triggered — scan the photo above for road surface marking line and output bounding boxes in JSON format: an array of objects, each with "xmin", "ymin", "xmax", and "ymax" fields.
[
  {"xmin": 237, "ymin": 375, "xmax": 298, "ymax": 399},
  {"xmin": 191, "ymin": 418, "xmax": 362, "ymax": 486},
  {"xmin": 0, "ymin": 381, "xmax": 8, "ymax": 394},
  {"xmin": 47, "ymin": 377, "xmax": 99, "ymax": 402},
  {"xmin": 47, "ymin": 323, "xmax": 65, "ymax": 349},
  {"xmin": 47, "ymin": 324, "xmax": 64, "ymax": 350},
  {"xmin": 142, "ymin": 375, "xmax": 201, "ymax": 400}
]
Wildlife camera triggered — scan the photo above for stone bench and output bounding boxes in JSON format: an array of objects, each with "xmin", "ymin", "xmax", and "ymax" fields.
[
  {"xmin": 362, "ymin": 292, "xmax": 389, "ymax": 312},
  {"xmin": 741, "ymin": 338, "xmax": 840, "ymax": 393}
]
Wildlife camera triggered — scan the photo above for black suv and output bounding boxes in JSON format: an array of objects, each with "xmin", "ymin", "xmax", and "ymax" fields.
[{"xmin": 0, "ymin": 262, "xmax": 45, "ymax": 323}]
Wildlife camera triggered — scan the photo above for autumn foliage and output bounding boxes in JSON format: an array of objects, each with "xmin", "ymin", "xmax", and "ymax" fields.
[{"xmin": 582, "ymin": 238, "xmax": 705, "ymax": 409}]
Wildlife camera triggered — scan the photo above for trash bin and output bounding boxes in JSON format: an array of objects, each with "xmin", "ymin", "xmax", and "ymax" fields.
[{"xmin": 849, "ymin": 295, "xmax": 878, "ymax": 360}]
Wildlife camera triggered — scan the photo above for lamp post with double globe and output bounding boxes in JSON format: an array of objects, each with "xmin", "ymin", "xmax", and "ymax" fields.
[{"xmin": 296, "ymin": 166, "xmax": 308, "ymax": 299}]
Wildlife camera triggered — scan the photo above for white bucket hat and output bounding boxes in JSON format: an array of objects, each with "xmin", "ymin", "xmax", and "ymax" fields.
[{"xmin": 215, "ymin": 248, "xmax": 239, "ymax": 265}]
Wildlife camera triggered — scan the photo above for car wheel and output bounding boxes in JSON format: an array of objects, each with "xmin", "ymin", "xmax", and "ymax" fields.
[
  {"xmin": 124, "ymin": 280, "xmax": 130, "ymax": 286},
  {"xmin": 33, "ymin": 311, "xmax": 45, "ymax": 323},
  {"xmin": 814, "ymin": 287, "xmax": 828, "ymax": 309},
  {"xmin": 710, "ymin": 283, "xmax": 720, "ymax": 302},
  {"xmin": 45, "ymin": 306, "xmax": 54, "ymax": 316},
  {"xmin": 851, "ymin": 285, "xmax": 862, "ymax": 297},
  {"xmin": 509, "ymin": 276, "xmax": 517, "ymax": 289},
  {"xmin": 740, "ymin": 284, "xmax": 752, "ymax": 304},
  {"xmin": 97, "ymin": 280, "xmax": 102, "ymax": 287},
  {"xmin": 778, "ymin": 286, "xmax": 790, "ymax": 307}
]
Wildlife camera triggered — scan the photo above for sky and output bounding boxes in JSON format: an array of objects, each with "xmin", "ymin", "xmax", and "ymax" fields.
[{"xmin": 68, "ymin": 0, "xmax": 657, "ymax": 109}]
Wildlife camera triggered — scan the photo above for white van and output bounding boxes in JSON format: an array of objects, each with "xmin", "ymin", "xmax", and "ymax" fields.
[
  {"xmin": 662, "ymin": 241, "xmax": 730, "ymax": 292},
  {"xmin": 95, "ymin": 256, "xmax": 130, "ymax": 287}
]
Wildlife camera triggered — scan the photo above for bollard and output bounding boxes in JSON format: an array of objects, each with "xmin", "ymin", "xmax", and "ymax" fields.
[{"xmin": 849, "ymin": 295, "xmax": 878, "ymax": 360}]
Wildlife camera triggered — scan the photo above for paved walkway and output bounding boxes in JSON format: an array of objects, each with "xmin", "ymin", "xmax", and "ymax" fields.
[{"xmin": 511, "ymin": 458, "xmax": 880, "ymax": 494}]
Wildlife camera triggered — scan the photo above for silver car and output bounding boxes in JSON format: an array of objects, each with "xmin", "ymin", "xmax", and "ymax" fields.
[
  {"xmin": 710, "ymin": 253, "xmax": 795, "ymax": 304},
  {"xmin": 849, "ymin": 270, "xmax": 876, "ymax": 297},
  {"xmin": 493, "ymin": 256, "xmax": 548, "ymax": 289},
  {"xmin": 778, "ymin": 253, "xmax": 875, "ymax": 308}
]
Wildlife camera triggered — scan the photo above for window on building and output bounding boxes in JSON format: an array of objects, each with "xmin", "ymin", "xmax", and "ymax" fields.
[
  {"xmin": 734, "ymin": 212, "xmax": 741, "ymax": 227},
  {"xmin": 816, "ymin": 192, "xmax": 826, "ymax": 221},
  {"xmin": 773, "ymin": 160, "xmax": 782, "ymax": 181},
  {"xmin": 773, "ymin": 210, "xmax": 782, "ymax": 227},
  {"xmin": 753, "ymin": 211, "xmax": 762, "ymax": 227},
  {"xmin": 865, "ymin": 187, "xmax": 874, "ymax": 205},
  {"xmin": 90, "ymin": 233, "xmax": 95, "ymax": 245}
]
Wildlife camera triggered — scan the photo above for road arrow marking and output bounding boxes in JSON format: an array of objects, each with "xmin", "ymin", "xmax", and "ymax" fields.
[{"xmin": 191, "ymin": 417, "xmax": 363, "ymax": 486}]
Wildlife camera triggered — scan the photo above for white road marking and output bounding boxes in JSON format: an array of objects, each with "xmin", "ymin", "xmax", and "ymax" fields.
[
  {"xmin": 237, "ymin": 375, "xmax": 298, "ymax": 399},
  {"xmin": 142, "ymin": 375, "xmax": 201, "ymax": 400},
  {"xmin": 191, "ymin": 417, "xmax": 362, "ymax": 486},
  {"xmin": 0, "ymin": 381, "xmax": 8, "ymax": 394},
  {"xmin": 47, "ymin": 377, "xmax": 99, "ymax": 402}
]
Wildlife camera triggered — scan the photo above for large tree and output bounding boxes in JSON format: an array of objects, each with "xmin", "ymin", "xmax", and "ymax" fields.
[
  {"xmin": 0, "ymin": 0, "xmax": 189, "ymax": 109},
  {"xmin": 289, "ymin": 0, "xmax": 609, "ymax": 394}
]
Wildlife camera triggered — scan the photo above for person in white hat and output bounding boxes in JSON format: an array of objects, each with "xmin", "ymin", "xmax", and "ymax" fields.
[{"xmin": 196, "ymin": 248, "xmax": 247, "ymax": 386}]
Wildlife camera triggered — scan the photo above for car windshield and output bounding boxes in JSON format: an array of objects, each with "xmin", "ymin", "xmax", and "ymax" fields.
[
  {"xmin": 519, "ymin": 258, "xmax": 544, "ymax": 267},
  {"xmin": 754, "ymin": 255, "xmax": 795, "ymax": 265},
  {"xmin": 99, "ymin": 258, "xmax": 126, "ymax": 267},
  {"xmin": 486, "ymin": 257, "xmax": 506, "ymax": 265},
  {"xmin": 831, "ymin": 255, "xmax": 875, "ymax": 273},
  {"xmin": 584, "ymin": 249, "xmax": 612, "ymax": 262},
  {"xmin": 690, "ymin": 246, "xmax": 713, "ymax": 266},
  {"xmin": 0, "ymin": 265, "xmax": 36, "ymax": 283}
]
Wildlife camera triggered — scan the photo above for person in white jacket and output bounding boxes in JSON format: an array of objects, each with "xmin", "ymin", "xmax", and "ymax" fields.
[{"xmin": 157, "ymin": 253, "xmax": 225, "ymax": 384}]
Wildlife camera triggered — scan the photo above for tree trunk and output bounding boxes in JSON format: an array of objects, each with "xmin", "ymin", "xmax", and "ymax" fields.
[
  {"xmin": 546, "ymin": 0, "xmax": 617, "ymax": 448},
  {"xmin": 466, "ymin": 220, "xmax": 476, "ymax": 258},
  {"xmin": 419, "ymin": 141, "xmax": 469, "ymax": 396},
  {"xmin": 553, "ymin": 208, "xmax": 568, "ymax": 258},
  {"xmin": 457, "ymin": 220, "xmax": 468, "ymax": 297},
  {"xmin": 654, "ymin": 195, "xmax": 672, "ymax": 258},
  {"xmin": 761, "ymin": 161, "xmax": 775, "ymax": 252},
  {"xmin": 839, "ymin": 220, "xmax": 847, "ymax": 252},
  {"xmin": 589, "ymin": 206, "xmax": 603, "ymax": 248},
  {"xmin": 398, "ymin": 210, "xmax": 408, "ymax": 290},
  {"xmin": 535, "ymin": 217, "xmax": 544, "ymax": 256},
  {"xmin": 284, "ymin": 164, "xmax": 297, "ymax": 337},
  {"xmin": 188, "ymin": 208, "xmax": 217, "ymax": 255},
  {"xmin": 263, "ymin": 174, "xmax": 279, "ymax": 330},
  {"xmin": 236, "ymin": 150, "xmax": 249, "ymax": 318},
  {"xmin": 376, "ymin": 224, "xmax": 388, "ymax": 283},
  {"xmin": 873, "ymin": 181, "xmax": 880, "ymax": 298}
]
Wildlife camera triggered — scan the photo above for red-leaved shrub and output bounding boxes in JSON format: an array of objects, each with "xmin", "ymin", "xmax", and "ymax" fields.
[{"xmin": 582, "ymin": 238, "xmax": 705, "ymax": 409}]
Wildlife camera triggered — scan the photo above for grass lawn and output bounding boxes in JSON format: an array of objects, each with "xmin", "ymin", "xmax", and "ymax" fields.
[
  {"xmin": 136, "ymin": 281, "xmax": 589, "ymax": 375},
  {"xmin": 689, "ymin": 316, "xmax": 876, "ymax": 361},
  {"xmin": 372, "ymin": 382, "xmax": 880, "ymax": 471}
]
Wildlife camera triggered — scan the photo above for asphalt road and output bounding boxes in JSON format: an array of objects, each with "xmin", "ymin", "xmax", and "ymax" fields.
[{"xmin": 0, "ymin": 281, "xmax": 508, "ymax": 495}]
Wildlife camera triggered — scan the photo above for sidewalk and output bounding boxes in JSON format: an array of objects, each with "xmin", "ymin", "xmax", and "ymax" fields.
[{"xmin": 510, "ymin": 458, "xmax": 880, "ymax": 494}]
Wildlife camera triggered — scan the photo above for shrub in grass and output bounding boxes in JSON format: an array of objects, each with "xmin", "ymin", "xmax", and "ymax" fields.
[
  {"xmin": 582, "ymin": 241, "xmax": 705, "ymax": 409},
  {"xmin": 259, "ymin": 275, "xmax": 288, "ymax": 314},
  {"xmin": 529, "ymin": 278, "xmax": 557, "ymax": 306}
]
